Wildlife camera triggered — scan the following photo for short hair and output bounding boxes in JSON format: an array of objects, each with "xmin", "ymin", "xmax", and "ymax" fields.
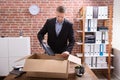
[{"xmin": 56, "ymin": 6, "xmax": 66, "ymax": 13}]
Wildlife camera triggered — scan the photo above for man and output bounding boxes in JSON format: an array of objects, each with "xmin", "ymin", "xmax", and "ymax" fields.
[{"xmin": 37, "ymin": 6, "xmax": 75, "ymax": 57}]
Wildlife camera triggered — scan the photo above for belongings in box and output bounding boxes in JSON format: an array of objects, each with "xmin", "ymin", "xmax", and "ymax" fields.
[
  {"xmin": 97, "ymin": 26, "xmax": 108, "ymax": 31},
  {"xmin": 75, "ymin": 65, "xmax": 85, "ymax": 77},
  {"xmin": 40, "ymin": 40, "xmax": 55, "ymax": 56},
  {"xmin": 10, "ymin": 66, "xmax": 25, "ymax": 78},
  {"xmin": 85, "ymin": 34, "xmax": 95, "ymax": 43}
]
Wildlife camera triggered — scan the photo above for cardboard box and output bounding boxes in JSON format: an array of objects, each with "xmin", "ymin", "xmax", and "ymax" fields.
[{"xmin": 22, "ymin": 53, "xmax": 69, "ymax": 78}]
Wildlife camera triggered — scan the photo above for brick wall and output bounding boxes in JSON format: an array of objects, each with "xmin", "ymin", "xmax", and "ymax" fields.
[{"xmin": 0, "ymin": 0, "xmax": 113, "ymax": 54}]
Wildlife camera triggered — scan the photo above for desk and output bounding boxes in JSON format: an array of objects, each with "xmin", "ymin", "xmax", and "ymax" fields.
[{"xmin": 4, "ymin": 63, "xmax": 98, "ymax": 80}]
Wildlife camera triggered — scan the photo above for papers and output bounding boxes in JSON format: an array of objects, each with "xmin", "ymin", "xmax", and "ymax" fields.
[{"xmin": 68, "ymin": 54, "xmax": 81, "ymax": 65}]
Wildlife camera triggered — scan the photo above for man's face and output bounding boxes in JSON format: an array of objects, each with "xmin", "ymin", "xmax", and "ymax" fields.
[{"xmin": 56, "ymin": 12, "xmax": 65, "ymax": 23}]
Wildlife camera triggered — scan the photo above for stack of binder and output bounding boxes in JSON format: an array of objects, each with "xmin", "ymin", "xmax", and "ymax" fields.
[
  {"xmin": 84, "ymin": 6, "xmax": 109, "ymax": 69},
  {"xmin": 85, "ymin": 34, "xmax": 95, "ymax": 43},
  {"xmin": 95, "ymin": 32, "xmax": 108, "ymax": 44},
  {"xmin": 85, "ymin": 57, "xmax": 107, "ymax": 68},
  {"xmin": 84, "ymin": 44, "xmax": 106, "ymax": 56},
  {"xmin": 85, "ymin": 6, "xmax": 108, "ymax": 32},
  {"xmin": 86, "ymin": 6, "xmax": 108, "ymax": 19},
  {"xmin": 85, "ymin": 19, "xmax": 97, "ymax": 32},
  {"xmin": 98, "ymin": 6, "xmax": 108, "ymax": 19}
]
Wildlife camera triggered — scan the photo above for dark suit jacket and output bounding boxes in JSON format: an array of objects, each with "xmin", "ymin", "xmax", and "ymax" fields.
[{"xmin": 37, "ymin": 18, "xmax": 75, "ymax": 53}]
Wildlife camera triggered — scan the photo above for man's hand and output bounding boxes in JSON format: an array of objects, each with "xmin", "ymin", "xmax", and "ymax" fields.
[{"xmin": 61, "ymin": 51, "xmax": 69, "ymax": 58}]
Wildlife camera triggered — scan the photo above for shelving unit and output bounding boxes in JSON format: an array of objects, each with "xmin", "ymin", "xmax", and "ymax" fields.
[{"xmin": 75, "ymin": 6, "xmax": 113, "ymax": 80}]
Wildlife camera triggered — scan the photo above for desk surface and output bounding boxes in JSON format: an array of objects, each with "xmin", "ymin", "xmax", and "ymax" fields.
[{"xmin": 4, "ymin": 63, "xmax": 98, "ymax": 80}]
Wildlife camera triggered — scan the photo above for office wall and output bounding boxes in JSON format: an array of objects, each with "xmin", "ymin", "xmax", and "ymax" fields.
[
  {"xmin": 113, "ymin": 0, "xmax": 120, "ymax": 79},
  {"xmin": 0, "ymin": 0, "xmax": 113, "ymax": 53},
  {"xmin": 113, "ymin": 48, "xmax": 120, "ymax": 79},
  {"xmin": 112, "ymin": 0, "xmax": 120, "ymax": 50}
]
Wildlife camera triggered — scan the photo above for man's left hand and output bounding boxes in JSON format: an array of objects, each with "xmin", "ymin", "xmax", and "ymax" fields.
[{"xmin": 61, "ymin": 51, "xmax": 69, "ymax": 58}]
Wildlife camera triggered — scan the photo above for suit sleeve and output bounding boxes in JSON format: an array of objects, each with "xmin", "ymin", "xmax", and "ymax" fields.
[
  {"xmin": 37, "ymin": 19, "xmax": 48, "ymax": 43},
  {"xmin": 66, "ymin": 24, "xmax": 75, "ymax": 53}
]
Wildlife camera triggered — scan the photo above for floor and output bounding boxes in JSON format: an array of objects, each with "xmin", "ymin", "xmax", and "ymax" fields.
[
  {"xmin": 0, "ymin": 77, "xmax": 4, "ymax": 80},
  {"xmin": 93, "ymin": 70, "xmax": 119, "ymax": 80},
  {"xmin": 0, "ymin": 72, "xmax": 119, "ymax": 80}
]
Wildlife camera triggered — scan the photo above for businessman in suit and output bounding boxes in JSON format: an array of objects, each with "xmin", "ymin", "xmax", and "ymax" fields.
[{"xmin": 37, "ymin": 6, "xmax": 75, "ymax": 57}]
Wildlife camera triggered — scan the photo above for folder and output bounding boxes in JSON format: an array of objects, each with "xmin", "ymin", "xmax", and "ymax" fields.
[
  {"xmin": 98, "ymin": 6, "xmax": 102, "ymax": 19},
  {"xmin": 105, "ymin": 32, "xmax": 109, "ymax": 44},
  {"xmin": 93, "ymin": 6, "xmax": 98, "ymax": 18},
  {"xmin": 94, "ymin": 44, "xmax": 100, "ymax": 56},
  {"xmin": 93, "ymin": 44, "xmax": 95, "ymax": 56},
  {"xmin": 40, "ymin": 41, "xmax": 54, "ymax": 56},
  {"xmin": 103, "ymin": 44, "xmax": 106, "ymax": 54},
  {"xmin": 91, "ymin": 19, "xmax": 97, "ymax": 31},
  {"xmin": 87, "ymin": 45, "xmax": 91, "ymax": 55},
  {"xmin": 93, "ymin": 19, "xmax": 97, "ymax": 31},
  {"xmin": 102, "ymin": 32, "xmax": 105, "ymax": 43},
  {"xmin": 85, "ymin": 44, "xmax": 90, "ymax": 56},
  {"xmin": 97, "ymin": 57, "xmax": 106, "ymax": 63},
  {"xmin": 85, "ymin": 57, "xmax": 91, "ymax": 67},
  {"xmin": 91, "ymin": 57, "xmax": 93, "ymax": 67},
  {"xmin": 99, "ymin": 44, "xmax": 104, "ymax": 56},
  {"xmin": 101, "ymin": 7, "xmax": 104, "ymax": 19},
  {"xmin": 90, "ymin": 19, "xmax": 94, "ymax": 31},
  {"xmin": 97, "ymin": 62, "xmax": 107, "ymax": 67},
  {"xmin": 84, "ymin": 44, "xmax": 88, "ymax": 56},
  {"xmin": 85, "ymin": 19, "xmax": 88, "ymax": 31},
  {"xmin": 95, "ymin": 32, "xmax": 99, "ymax": 43},
  {"xmin": 103, "ymin": 6, "xmax": 108, "ymax": 19},
  {"xmin": 93, "ymin": 57, "xmax": 97, "ymax": 67},
  {"xmin": 88, "ymin": 19, "xmax": 91, "ymax": 31},
  {"xmin": 90, "ymin": 44, "xmax": 94, "ymax": 56},
  {"xmin": 94, "ymin": 44, "xmax": 97, "ymax": 56},
  {"xmin": 86, "ymin": 6, "xmax": 93, "ymax": 19},
  {"xmin": 96, "ymin": 32, "xmax": 102, "ymax": 44}
]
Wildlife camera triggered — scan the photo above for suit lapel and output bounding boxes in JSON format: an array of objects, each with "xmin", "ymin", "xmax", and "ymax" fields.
[{"xmin": 53, "ymin": 18, "xmax": 57, "ymax": 37}]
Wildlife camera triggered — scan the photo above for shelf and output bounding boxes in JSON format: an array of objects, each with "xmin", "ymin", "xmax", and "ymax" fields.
[
  {"xmin": 76, "ymin": 6, "xmax": 113, "ymax": 80},
  {"xmin": 74, "ymin": 18, "xmax": 83, "ymax": 22},
  {"xmin": 76, "ymin": 53, "xmax": 83, "ymax": 57},
  {"xmin": 90, "ymin": 66, "xmax": 114, "ymax": 69},
  {"xmin": 85, "ymin": 54, "xmax": 114, "ymax": 57},
  {"xmin": 97, "ymin": 18, "xmax": 110, "ymax": 20},
  {"xmin": 76, "ymin": 42, "xmax": 83, "ymax": 45},
  {"xmin": 76, "ymin": 30, "xmax": 83, "ymax": 33},
  {"xmin": 85, "ymin": 31, "xmax": 96, "ymax": 32},
  {"xmin": 85, "ymin": 43, "xmax": 109, "ymax": 45},
  {"xmin": 97, "ymin": 30, "xmax": 108, "ymax": 32},
  {"xmin": 85, "ymin": 30, "xmax": 108, "ymax": 33}
]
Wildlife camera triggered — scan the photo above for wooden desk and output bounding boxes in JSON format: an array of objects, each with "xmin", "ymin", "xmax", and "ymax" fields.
[{"xmin": 4, "ymin": 63, "xmax": 98, "ymax": 80}]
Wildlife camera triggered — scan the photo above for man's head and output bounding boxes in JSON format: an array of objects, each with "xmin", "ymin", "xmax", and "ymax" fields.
[{"xmin": 56, "ymin": 6, "xmax": 66, "ymax": 23}]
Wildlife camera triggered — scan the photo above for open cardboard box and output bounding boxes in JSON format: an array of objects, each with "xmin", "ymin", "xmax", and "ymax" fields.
[{"xmin": 22, "ymin": 53, "xmax": 69, "ymax": 78}]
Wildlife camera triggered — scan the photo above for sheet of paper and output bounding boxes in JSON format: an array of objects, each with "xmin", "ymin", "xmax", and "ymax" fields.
[{"xmin": 68, "ymin": 54, "xmax": 81, "ymax": 65}]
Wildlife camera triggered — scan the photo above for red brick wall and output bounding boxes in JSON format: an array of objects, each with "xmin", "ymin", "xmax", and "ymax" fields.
[{"xmin": 0, "ymin": 0, "xmax": 113, "ymax": 54}]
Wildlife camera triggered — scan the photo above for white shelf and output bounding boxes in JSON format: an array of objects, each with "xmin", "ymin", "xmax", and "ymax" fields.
[
  {"xmin": 76, "ymin": 30, "xmax": 83, "ymax": 33},
  {"xmin": 90, "ymin": 66, "xmax": 114, "ymax": 69},
  {"xmin": 76, "ymin": 53, "xmax": 83, "ymax": 57},
  {"xmin": 85, "ymin": 31, "xmax": 96, "ymax": 32},
  {"xmin": 85, "ymin": 54, "xmax": 114, "ymax": 57},
  {"xmin": 76, "ymin": 42, "xmax": 83, "ymax": 45},
  {"xmin": 85, "ymin": 31, "xmax": 108, "ymax": 32},
  {"xmin": 74, "ymin": 18, "xmax": 83, "ymax": 22},
  {"xmin": 85, "ymin": 43, "xmax": 109, "ymax": 45},
  {"xmin": 97, "ymin": 30, "xmax": 108, "ymax": 32},
  {"xmin": 97, "ymin": 18, "xmax": 110, "ymax": 20}
]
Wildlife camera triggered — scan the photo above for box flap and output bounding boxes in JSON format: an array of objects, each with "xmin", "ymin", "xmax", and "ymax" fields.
[{"xmin": 68, "ymin": 54, "xmax": 81, "ymax": 65}]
